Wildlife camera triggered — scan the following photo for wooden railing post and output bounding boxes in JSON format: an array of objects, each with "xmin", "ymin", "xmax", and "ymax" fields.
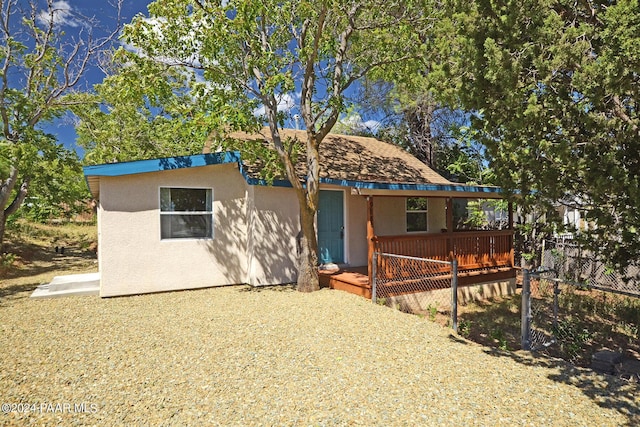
[{"xmin": 367, "ymin": 196, "xmax": 375, "ymax": 285}]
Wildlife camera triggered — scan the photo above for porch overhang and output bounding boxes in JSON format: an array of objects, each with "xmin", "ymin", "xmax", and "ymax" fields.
[
  {"xmin": 319, "ymin": 179, "xmax": 505, "ymax": 199},
  {"xmin": 349, "ymin": 187, "xmax": 504, "ymax": 199}
]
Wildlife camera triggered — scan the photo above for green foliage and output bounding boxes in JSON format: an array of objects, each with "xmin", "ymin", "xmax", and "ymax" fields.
[
  {"xmin": 458, "ymin": 319, "xmax": 472, "ymax": 338},
  {"xmin": 434, "ymin": 0, "xmax": 640, "ymax": 269},
  {"xmin": 1, "ymin": 252, "xmax": 16, "ymax": 268},
  {"xmin": 427, "ymin": 303, "xmax": 438, "ymax": 321},
  {"xmin": 553, "ymin": 317, "xmax": 592, "ymax": 362},
  {"xmin": 0, "ymin": 0, "xmax": 120, "ymax": 248},
  {"xmin": 74, "ymin": 49, "xmax": 233, "ymax": 164},
  {"xmin": 356, "ymin": 79, "xmax": 494, "ymax": 186},
  {"xmin": 490, "ymin": 328, "xmax": 509, "ymax": 351}
]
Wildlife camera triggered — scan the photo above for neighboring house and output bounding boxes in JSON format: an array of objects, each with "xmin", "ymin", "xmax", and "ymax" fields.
[{"xmin": 84, "ymin": 129, "xmax": 515, "ymax": 298}]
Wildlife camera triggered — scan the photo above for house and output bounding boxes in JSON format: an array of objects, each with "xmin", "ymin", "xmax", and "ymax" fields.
[{"xmin": 83, "ymin": 129, "xmax": 515, "ymax": 298}]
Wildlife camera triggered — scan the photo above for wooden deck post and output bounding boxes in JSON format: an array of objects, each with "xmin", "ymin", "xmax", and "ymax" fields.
[{"xmin": 367, "ymin": 196, "xmax": 375, "ymax": 286}]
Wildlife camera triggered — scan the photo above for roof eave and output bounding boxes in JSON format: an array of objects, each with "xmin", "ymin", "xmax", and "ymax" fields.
[
  {"xmin": 321, "ymin": 178, "xmax": 505, "ymax": 199},
  {"xmin": 83, "ymin": 151, "xmax": 242, "ymax": 198}
]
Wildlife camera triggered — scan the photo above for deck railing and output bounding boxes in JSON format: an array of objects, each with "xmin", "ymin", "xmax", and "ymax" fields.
[{"xmin": 373, "ymin": 230, "xmax": 514, "ymax": 270}]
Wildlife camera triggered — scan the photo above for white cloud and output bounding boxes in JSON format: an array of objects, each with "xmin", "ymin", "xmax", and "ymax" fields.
[
  {"xmin": 254, "ymin": 93, "xmax": 297, "ymax": 117},
  {"xmin": 339, "ymin": 113, "xmax": 381, "ymax": 134},
  {"xmin": 36, "ymin": 1, "xmax": 80, "ymax": 28}
]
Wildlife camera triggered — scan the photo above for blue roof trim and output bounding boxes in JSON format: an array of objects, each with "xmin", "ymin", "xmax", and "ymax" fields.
[
  {"xmin": 83, "ymin": 151, "xmax": 242, "ymax": 177},
  {"xmin": 83, "ymin": 150, "xmax": 503, "ymax": 195},
  {"xmin": 319, "ymin": 177, "xmax": 503, "ymax": 194},
  {"xmin": 237, "ymin": 162, "xmax": 293, "ymax": 188}
]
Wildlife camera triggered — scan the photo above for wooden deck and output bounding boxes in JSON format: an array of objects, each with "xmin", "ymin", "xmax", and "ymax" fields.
[
  {"xmin": 320, "ymin": 230, "xmax": 516, "ymax": 301},
  {"xmin": 319, "ymin": 265, "xmax": 516, "ymax": 300},
  {"xmin": 319, "ymin": 266, "xmax": 371, "ymax": 299}
]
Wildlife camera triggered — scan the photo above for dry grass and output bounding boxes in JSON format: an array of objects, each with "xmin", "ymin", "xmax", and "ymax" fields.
[
  {"xmin": 0, "ymin": 220, "xmax": 98, "ymax": 296},
  {"xmin": 447, "ymin": 286, "xmax": 640, "ymax": 369}
]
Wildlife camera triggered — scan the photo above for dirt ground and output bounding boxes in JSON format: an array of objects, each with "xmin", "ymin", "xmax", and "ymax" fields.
[
  {"xmin": 0, "ymin": 221, "xmax": 98, "ymax": 296},
  {"xmin": 2, "ymin": 221, "xmax": 639, "ymax": 383},
  {"xmin": 432, "ymin": 288, "xmax": 640, "ymax": 382}
]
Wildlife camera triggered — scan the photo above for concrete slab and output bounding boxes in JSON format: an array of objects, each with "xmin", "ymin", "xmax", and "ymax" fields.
[{"xmin": 31, "ymin": 272, "xmax": 100, "ymax": 299}]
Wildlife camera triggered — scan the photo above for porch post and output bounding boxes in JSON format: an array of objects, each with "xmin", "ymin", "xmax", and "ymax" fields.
[{"xmin": 367, "ymin": 196, "xmax": 375, "ymax": 286}]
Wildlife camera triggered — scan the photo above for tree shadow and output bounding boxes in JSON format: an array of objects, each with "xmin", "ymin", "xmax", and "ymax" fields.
[
  {"xmin": 0, "ymin": 282, "xmax": 40, "ymax": 301},
  {"xmin": 1, "ymin": 237, "xmax": 97, "ymax": 302},
  {"xmin": 479, "ymin": 348, "xmax": 640, "ymax": 426},
  {"xmin": 2, "ymin": 248, "xmax": 97, "ymax": 281},
  {"xmin": 199, "ymin": 182, "xmax": 299, "ymax": 288},
  {"xmin": 236, "ymin": 283, "xmax": 296, "ymax": 293},
  {"xmin": 457, "ymin": 295, "xmax": 522, "ymax": 351},
  {"xmin": 447, "ymin": 292, "xmax": 640, "ymax": 425}
]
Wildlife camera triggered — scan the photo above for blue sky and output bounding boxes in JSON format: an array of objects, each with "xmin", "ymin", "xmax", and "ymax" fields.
[
  {"xmin": 38, "ymin": 0, "xmax": 151, "ymax": 153},
  {"xmin": 39, "ymin": 0, "xmax": 381, "ymax": 157}
]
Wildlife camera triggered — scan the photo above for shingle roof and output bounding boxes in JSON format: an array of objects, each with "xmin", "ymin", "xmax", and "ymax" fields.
[
  {"xmin": 84, "ymin": 128, "xmax": 504, "ymax": 199},
  {"xmin": 227, "ymin": 128, "xmax": 452, "ymax": 185}
]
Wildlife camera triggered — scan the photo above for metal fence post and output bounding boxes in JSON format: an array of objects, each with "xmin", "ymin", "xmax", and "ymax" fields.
[
  {"xmin": 371, "ymin": 251, "xmax": 377, "ymax": 304},
  {"xmin": 521, "ymin": 269, "xmax": 531, "ymax": 351},
  {"xmin": 553, "ymin": 280, "xmax": 560, "ymax": 329},
  {"xmin": 451, "ymin": 259, "xmax": 458, "ymax": 333}
]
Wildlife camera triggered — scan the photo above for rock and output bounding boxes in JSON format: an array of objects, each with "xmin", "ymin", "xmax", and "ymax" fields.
[{"xmin": 591, "ymin": 350, "xmax": 624, "ymax": 375}]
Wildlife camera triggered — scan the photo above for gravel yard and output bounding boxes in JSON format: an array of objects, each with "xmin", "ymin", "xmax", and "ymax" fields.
[{"xmin": 1, "ymin": 284, "xmax": 638, "ymax": 426}]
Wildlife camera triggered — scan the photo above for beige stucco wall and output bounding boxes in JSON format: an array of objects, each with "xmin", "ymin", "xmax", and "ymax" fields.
[
  {"xmin": 428, "ymin": 198, "xmax": 447, "ymax": 232},
  {"xmin": 98, "ymin": 163, "xmax": 249, "ymax": 297},
  {"xmin": 96, "ymin": 162, "xmax": 458, "ymax": 296},
  {"xmin": 247, "ymin": 185, "xmax": 299, "ymax": 285},
  {"xmin": 374, "ymin": 196, "xmax": 447, "ymax": 236}
]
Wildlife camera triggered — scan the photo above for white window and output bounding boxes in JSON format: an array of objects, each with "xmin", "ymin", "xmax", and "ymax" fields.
[
  {"xmin": 160, "ymin": 188, "xmax": 213, "ymax": 239},
  {"xmin": 406, "ymin": 197, "xmax": 428, "ymax": 232}
]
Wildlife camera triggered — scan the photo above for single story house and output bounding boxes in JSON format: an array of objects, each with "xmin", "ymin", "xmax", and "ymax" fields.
[{"xmin": 84, "ymin": 129, "xmax": 515, "ymax": 298}]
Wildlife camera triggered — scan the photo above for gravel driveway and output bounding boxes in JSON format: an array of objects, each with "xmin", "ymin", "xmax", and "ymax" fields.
[{"xmin": 1, "ymin": 285, "xmax": 638, "ymax": 426}]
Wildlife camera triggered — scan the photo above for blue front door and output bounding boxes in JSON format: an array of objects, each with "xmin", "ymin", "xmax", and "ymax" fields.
[{"xmin": 318, "ymin": 190, "xmax": 344, "ymax": 264}]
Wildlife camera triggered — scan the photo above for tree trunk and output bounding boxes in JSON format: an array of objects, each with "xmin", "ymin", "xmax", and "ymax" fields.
[
  {"xmin": 0, "ymin": 173, "xmax": 30, "ymax": 252},
  {"xmin": 296, "ymin": 197, "xmax": 319, "ymax": 292},
  {"xmin": 0, "ymin": 209, "xmax": 5, "ymax": 253}
]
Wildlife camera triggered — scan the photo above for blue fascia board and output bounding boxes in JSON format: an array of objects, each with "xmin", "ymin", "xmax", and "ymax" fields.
[
  {"xmin": 319, "ymin": 177, "xmax": 503, "ymax": 195},
  {"xmin": 237, "ymin": 162, "xmax": 293, "ymax": 188},
  {"xmin": 83, "ymin": 151, "xmax": 242, "ymax": 177},
  {"xmin": 83, "ymin": 151, "xmax": 503, "ymax": 196}
]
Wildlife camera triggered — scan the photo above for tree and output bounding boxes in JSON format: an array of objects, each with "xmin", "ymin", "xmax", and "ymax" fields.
[
  {"xmin": 355, "ymin": 78, "xmax": 491, "ymax": 184},
  {"xmin": 74, "ymin": 51, "xmax": 213, "ymax": 164},
  {"xmin": 119, "ymin": 0, "xmax": 433, "ymax": 292},
  {"xmin": 433, "ymin": 0, "xmax": 640, "ymax": 268},
  {"xmin": 0, "ymin": 0, "xmax": 121, "ymax": 249}
]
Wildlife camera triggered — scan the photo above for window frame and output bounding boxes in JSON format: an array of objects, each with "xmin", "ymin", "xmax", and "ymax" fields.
[
  {"xmin": 405, "ymin": 197, "xmax": 428, "ymax": 233},
  {"xmin": 159, "ymin": 187, "xmax": 214, "ymax": 240}
]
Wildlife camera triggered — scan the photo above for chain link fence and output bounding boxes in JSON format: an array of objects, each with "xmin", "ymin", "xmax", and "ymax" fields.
[
  {"xmin": 522, "ymin": 266, "xmax": 640, "ymax": 367},
  {"xmin": 372, "ymin": 252, "xmax": 458, "ymax": 331},
  {"xmin": 542, "ymin": 238, "xmax": 640, "ymax": 297}
]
